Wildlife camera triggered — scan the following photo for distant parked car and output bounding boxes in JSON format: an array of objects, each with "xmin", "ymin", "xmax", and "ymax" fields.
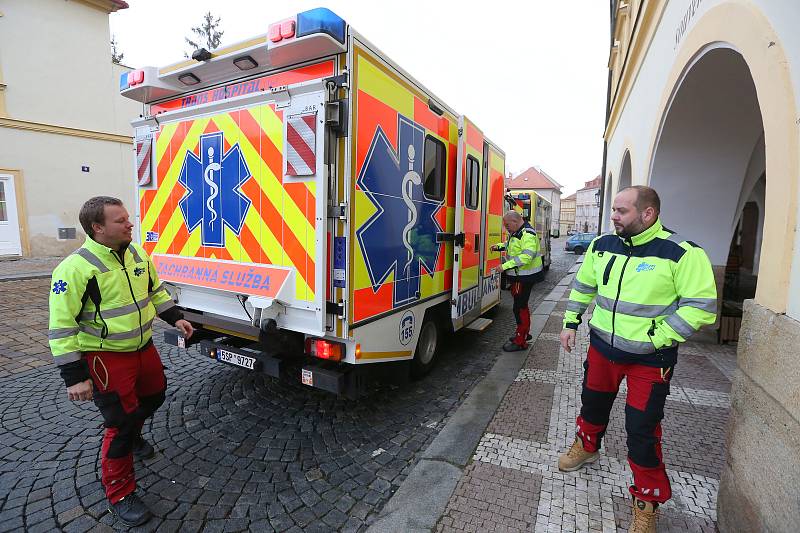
[
  {"xmin": 566, "ymin": 229, "xmax": 577, "ymax": 236},
  {"xmin": 565, "ymin": 232, "xmax": 596, "ymax": 255}
]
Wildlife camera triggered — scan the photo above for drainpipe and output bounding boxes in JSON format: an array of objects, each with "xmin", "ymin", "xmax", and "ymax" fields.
[{"xmin": 597, "ymin": 0, "xmax": 616, "ymax": 235}]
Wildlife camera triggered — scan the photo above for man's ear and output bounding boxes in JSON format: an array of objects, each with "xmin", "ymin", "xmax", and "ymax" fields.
[{"xmin": 92, "ymin": 221, "xmax": 104, "ymax": 235}]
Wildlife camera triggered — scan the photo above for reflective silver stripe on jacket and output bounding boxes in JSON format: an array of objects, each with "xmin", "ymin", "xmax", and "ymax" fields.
[
  {"xmin": 665, "ymin": 313, "xmax": 696, "ymax": 339},
  {"xmin": 127, "ymin": 244, "xmax": 144, "ymax": 263},
  {"xmin": 48, "ymin": 327, "xmax": 79, "ymax": 340},
  {"xmin": 567, "ymin": 300, "xmax": 589, "ymax": 314},
  {"xmin": 571, "ymin": 278, "xmax": 596, "ymax": 295},
  {"xmin": 149, "ymin": 284, "xmax": 168, "ymax": 297},
  {"xmin": 665, "ymin": 233, "xmax": 687, "ymax": 245},
  {"xmin": 590, "ymin": 326, "xmax": 666, "ymax": 354},
  {"xmin": 54, "ymin": 350, "xmax": 82, "ymax": 365},
  {"xmin": 79, "ymin": 297, "xmax": 151, "ymax": 321},
  {"xmin": 677, "ymin": 297, "xmax": 717, "ymax": 313},
  {"xmin": 155, "ymin": 300, "xmax": 176, "ymax": 314},
  {"xmin": 79, "ymin": 319, "xmax": 154, "ymax": 341},
  {"xmin": 521, "ymin": 249, "xmax": 540, "ymax": 259},
  {"xmin": 595, "ymin": 295, "xmax": 678, "ymax": 318},
  {"xmin": 73, "ymin": 248, "xmax": 109, "ymax": 273}
]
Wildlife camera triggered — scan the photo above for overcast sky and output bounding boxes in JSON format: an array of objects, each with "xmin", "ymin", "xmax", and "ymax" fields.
[{"xmin": 110, "ymin": 1, "xmax": 609, "ymax": 195}]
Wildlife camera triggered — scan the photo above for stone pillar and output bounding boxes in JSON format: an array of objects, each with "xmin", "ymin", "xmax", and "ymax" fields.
[{"xmin": 717, "ymin": 300, "xmax": 800, "ymax": 532}]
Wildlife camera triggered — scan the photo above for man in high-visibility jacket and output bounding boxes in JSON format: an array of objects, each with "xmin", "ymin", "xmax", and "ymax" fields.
[
  {"xmin": 492, "ymin": 211, "xmax": 543, "ymax": 352},
  {"xmin": 558, "ymin": 186, "xmax": 717, "ymax": 533},
  {"xmin": 49, "ymin": 196, "xmax": 193, "ymax": 527}
]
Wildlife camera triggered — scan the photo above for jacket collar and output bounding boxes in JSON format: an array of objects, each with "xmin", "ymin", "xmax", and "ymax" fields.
[
  {"xmin": 511, "ymin": 221, "xmax": 533, "ymax": 239},
  {"xmin": 83, "ymin": 236, "xmax": 127, "ymax": 259},
  {"xmin": 617, "ymin": 218, "xmax": 663, "ymax": 247}
]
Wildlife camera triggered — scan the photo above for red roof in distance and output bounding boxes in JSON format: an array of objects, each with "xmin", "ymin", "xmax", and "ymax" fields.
[
  {"xmin": 505, "ymin": 167, "xmax": 562, "ymax": 191},
  {"xmin": 578, "ymin": 175, "xmax": 602, "ymax": 191}
]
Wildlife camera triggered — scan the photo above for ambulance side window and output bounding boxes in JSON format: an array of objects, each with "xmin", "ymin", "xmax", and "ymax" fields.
[
  {"xmin": 465, "ymin": 155, "xmax": 480, "ymax": 210},
  {"xmin": 423, "ymin": 135, "xmax": 446, "ymax": 201}
]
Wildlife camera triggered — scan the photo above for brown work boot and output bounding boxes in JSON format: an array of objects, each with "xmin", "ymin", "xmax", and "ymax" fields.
[
  {"xmin": 557, "ymin": 437, "xmax": 599, "ymax": 472},
  {"xmin": 629, "ymin": 497, "xmax": 658, "ymax": 533}
]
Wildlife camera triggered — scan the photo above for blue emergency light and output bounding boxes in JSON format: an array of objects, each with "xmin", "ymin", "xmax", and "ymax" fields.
[
  {"xmin": 119, "ymin": 72, "xmax": 130, "ymax": 91},
  {"xmin": 296, "ymin": 8, "xmax": 346, "ymax": 43}
]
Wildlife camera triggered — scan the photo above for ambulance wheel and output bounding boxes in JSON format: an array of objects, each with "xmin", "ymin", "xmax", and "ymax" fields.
[{"xmin": 411, "ymin": 319, "xmax": 439, "ymax": 378}]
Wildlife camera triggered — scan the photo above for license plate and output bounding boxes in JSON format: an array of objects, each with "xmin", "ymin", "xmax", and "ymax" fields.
[
  {"xmin": 218, "ymin": 349, "xmax": 256, "ymax": 370},
  {"xmin": 301, "ymin": 368, "xmax": 313, "ymax": 386}
]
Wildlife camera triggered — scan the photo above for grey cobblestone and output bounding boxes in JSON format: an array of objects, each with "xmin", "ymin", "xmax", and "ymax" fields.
[{"xmin": 0, "ymin": 250, "xmax": 575, "ymax": 531}]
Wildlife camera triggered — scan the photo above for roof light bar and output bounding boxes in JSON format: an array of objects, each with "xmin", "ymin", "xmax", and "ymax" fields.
[{"xmin": 296, "ymin": 8, "xmax": 345, "ymax": 44}]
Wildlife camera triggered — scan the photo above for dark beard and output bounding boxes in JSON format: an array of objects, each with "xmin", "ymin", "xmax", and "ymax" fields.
[{"xmin": 617, "ymin": 217, "xmax": 646, "ymax": 239}]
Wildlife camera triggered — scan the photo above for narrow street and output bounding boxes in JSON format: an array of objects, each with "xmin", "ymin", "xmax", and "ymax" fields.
[{"xmin": 0, "ymin": 246, "xmax": 575, "ymax": 532}]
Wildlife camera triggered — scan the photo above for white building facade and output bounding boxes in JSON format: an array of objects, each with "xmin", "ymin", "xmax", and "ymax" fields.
[
  {"xmin": 574, "ymin": 177, "xmax": 600, "ymax": 234},
  {"xmin": 0, "ymin": 0, "xmax": 139, "ymax": 256}
]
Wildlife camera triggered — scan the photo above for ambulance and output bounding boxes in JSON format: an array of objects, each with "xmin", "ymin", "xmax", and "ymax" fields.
[
  {"xmin": 504, "ymin": 190, "xmax": 553, "ymax": 270},
  {"xmin": 120, "ymin": 8, "xmax": 508, "ymax": 396}
]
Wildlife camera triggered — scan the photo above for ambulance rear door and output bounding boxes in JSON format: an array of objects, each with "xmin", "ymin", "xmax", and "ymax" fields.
[
  {"xmin": 451, "ymin": 116, "xmax": 486, "ymax": 329},
  {"xmin": 133, "ymin": 78, "xmax": 330, "ymax": 337}
]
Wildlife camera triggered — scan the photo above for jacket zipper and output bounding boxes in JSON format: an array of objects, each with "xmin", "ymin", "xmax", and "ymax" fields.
[
  {"xmin": 602, "ymin": 255, "xmax": 617, "ymax": 285},
  {"xmin": 112, "ymin": 248, "xmax": 144, "ymax": 347},
  {"xmin": 610, "ymin": 238, "xmax": 633, "ymax": 347}
]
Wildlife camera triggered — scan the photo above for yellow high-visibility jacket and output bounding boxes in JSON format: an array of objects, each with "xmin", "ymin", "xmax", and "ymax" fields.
[
  {"xmin": 49, "ymin": 237, "xmax": 177, "ymax": 370},
  {"xmin": 496, "ymin": 222, "xmax": 542, "ymax": 280},
  {"xmin": 563, "ymin": 219, "xmax": 717, "ymax": 367}
]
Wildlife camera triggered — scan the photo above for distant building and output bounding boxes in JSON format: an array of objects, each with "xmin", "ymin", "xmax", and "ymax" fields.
[
  {"xmin": 505, "ymin": 166, "xmax": 562, "ymax": 234},
  {"xmin": 0, "ymin": 0, "xmax": 138, "ymax": 257},
  {"xmin": 574, "ymin": 175, "xmax": 601, "ymax": 234},
  {"xmin": 559, "ymin": 192, "xmax": 576, "ymax": 235}
]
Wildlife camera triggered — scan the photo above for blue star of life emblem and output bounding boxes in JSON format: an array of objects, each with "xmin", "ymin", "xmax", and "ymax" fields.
[
  {"xmin": 178, "ymin": 131, "xmax": 252, "ymax": 247},
  {"xmin": 133, "ymin": 266, "xmax": 145, "ymax": 277},
  {"xmin": 52, "ymin": 280, "xmax": 68, "ymax": 294},
  {"xmin": 356, "ymin": 115, "xmax": 443, "ymax": 307}
]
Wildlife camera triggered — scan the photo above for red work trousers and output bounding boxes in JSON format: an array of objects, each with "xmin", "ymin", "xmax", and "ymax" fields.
[
  {"xmin": 86, "ymin": 342, "xmax": 166, "ymax": 504},
  {"xmin": 510, "ymin": 280, "xmax": 534, "ymax": 346},
  {"xmin": 575, "ymin": 343, "xmax": 673, "ymax": 503}
]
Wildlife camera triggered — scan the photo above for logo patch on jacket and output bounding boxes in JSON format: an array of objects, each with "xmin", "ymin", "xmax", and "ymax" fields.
[
  {"xmin": 52, "ymin": 280, "xmax": 68, "ymax": 294},
  {"xmin": 134, "ymin": 267, "xmax": 145, "ymax": 277},
  {"xmin": 636, "ymin": 262, "xmax": 656, "ymax": 272}
]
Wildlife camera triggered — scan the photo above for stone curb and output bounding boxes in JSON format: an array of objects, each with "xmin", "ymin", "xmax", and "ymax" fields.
[
  {"xmin": 367, "ymin": 268, "xmax": 576, "ymax": 533},
  {"xmin": 0, "ymin": 272, "xmax": 52, "ymax": 282}
]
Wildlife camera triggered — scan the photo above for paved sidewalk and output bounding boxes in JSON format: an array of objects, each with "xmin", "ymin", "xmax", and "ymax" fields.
[
  {"xmin": 372, "ymin": 261, "xmax": 735, "ymax": 533},
  {"xmin": 434, "ymin": 270, "xmax": 734, "ymax": 532},
  {"xmin": 0, "ymin": 256, "xmax": 65, "ymax": 282}
]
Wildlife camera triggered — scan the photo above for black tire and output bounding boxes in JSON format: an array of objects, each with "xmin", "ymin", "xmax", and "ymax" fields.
[
  {"xmin": 411, "ymin": 318, "xmax": 439, "ymax": 378},
  {"xmin": 573, "ymin": 246, "xmax": 585, "ymax": 255}
]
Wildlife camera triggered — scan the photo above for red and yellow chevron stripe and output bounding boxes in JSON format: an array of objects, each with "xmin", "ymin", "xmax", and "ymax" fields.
[{"xmin": 140, "ymin": 104, "xmax": 317, "ymax": 302}]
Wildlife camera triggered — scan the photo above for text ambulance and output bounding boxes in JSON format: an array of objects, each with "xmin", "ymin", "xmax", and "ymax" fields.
[{"xmin": 120, "ymin": 8, "xmax": 507, "ymax": 396}]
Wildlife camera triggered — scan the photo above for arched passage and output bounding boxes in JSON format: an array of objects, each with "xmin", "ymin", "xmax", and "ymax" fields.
[{"xmin": 649, "ymin": 46, "xmax": 765, "ymax": 339}]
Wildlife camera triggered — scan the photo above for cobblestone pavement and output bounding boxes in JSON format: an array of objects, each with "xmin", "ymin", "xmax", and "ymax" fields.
[
  {"xmin": 436, "ymin": 270, "xmax": 736, "ymax": 533},
  {"xmin": 0, "ymin": 246, "xmax": 576, "ymax": 532},
  {"xmin": 0, "ymin": 256, "xmax": 65, "ymax": 280}
]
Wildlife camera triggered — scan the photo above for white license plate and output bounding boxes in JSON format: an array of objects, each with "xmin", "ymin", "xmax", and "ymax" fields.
[
  {"xmin": 301, "ymin": 368, "xmax": 313, "ymax": 386},
  {"xmin": 218, "ymin": 349, "xmax": 256, "ymax": 370}
]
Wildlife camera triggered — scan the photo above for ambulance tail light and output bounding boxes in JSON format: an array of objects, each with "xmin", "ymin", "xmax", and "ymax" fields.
[
  {"xmin": 305, "ymin": 338, "xmax": 344, "ymax": 362},
  {"xmin": 296, "ymin": 8, "xmax": 346, "ymax": 44}
]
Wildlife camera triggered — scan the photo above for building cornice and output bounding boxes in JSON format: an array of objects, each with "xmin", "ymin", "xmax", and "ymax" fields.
[
  {"xmin": 0, "ymin": 117, "xmax": 132, "ymax": 144},
  {"xmin": 71, "ymin": 0, "xmax": 129, "ymax": 14}
]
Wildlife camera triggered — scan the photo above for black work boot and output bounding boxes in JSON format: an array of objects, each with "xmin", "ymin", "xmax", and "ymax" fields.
[
  {"xmin": 108, "ymin": 492, "xmax": 152, "ymax": 527},
  {"xmin": 132, "ymin": 436, "xmax": 155, "ymax": 460},
  {"xmin": 502, "ymin": 341, "xmax": 527, "ymax": 352},
  {"xmin": 508, "ymin": 334, "xmax": 533, "ymax": 343}
]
